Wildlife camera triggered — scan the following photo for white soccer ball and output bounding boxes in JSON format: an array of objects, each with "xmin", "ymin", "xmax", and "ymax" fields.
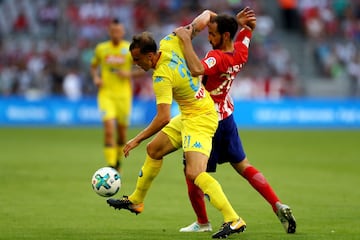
[{"xmin": 91, "ymin": 167, "xmax": 121, "ymax": 197}]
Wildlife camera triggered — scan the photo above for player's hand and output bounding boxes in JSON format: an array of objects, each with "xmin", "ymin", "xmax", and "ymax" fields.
[
  {"xmin": 236, "ymin": 6, "xmax": 256, "ymax": 31},
  {"xmin": 93, "ymin": 76, "xmax": 103, "ymax": 88},
  {"xmin": 123, "ymin": 138, "xmax": 141, "ymax": 157},
  {"xmin": 115, "ymin": 69, "xmax": 131, "ymax": 78},
  {"xmin": 174, "ymin": 26, "xmax": 192, "ymax": 42}
]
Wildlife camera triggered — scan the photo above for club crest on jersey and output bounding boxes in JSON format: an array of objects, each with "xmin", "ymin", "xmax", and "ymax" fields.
[
  {"xmin": 204, "ymin": 57, "xmax": 216, "ymax": 68},
  {"xmin": 195, "ymin": 86, "xmax": 206, "ymax": 99},
  {"xmin": 121, "ymin": 48, "xmax": 128, "ymax": 54}
]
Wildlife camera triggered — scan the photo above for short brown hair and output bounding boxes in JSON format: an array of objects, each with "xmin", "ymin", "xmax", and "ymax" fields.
[{"xmin": 129, "ymin": 32, "xmax": 157, "ymax": 54}]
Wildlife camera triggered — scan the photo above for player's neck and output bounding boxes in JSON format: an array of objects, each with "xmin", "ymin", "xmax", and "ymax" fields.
[
  {"xmin": 221, "ymin": 42, "xmax": 234, "ymax": 52},
  {"xmin": 153, "ymin": 51, "xmax": 162, "ymax": 68},
  {"xmin": 222, "ymin": 42, "xmax": 234, "ymax": 52},
  {"xmin": 111, "ymin": 40, "xmax": 121, "ymax": 46}
]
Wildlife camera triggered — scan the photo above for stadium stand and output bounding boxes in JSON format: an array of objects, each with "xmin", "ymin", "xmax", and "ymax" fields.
[{"xmin": 0, "ymin": 0, "xmax": 359, "ymax": 99}]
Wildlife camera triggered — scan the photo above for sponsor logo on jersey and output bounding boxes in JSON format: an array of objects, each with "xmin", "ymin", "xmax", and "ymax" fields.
[
  {"xmin": 105, "ymin": 55, "xmax": 125, "ymax": 64},
  {"xmin": 204, "ymin": 57, "xmax": 216, "ymax": 68}
]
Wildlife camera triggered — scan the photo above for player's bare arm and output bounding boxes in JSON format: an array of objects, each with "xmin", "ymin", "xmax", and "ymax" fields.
[
  {"xmin": 123, "ymin": 103, "xmax": 171, "ymax": 157},
  {"xmin": 90, "ymin": 64, "xmax": 103, "ymax": 88},
  {"xmin": 115, "ymin": 66, "xmax": 145, "ymax": 78},
  {"xmin": 172, "ymin": 10, "xmax": 217, "ymax": 76},
  {"xmin": 114, "ymin": 69, "xmax": 131, "ymax": 78},
  {"xmin": 174, "ymin": 10, "xmax": 217, "ymax": 76},
  {"xmin": 188, "ymin": 9, "xmax": 217, "ymax": 38},
  {"xmin": 174, "ymin": 25, "xmax": 205, "ymax": 77},
  {"xmin": 236, "ymin": 6, "xmax": 256, "ymax": 31}
]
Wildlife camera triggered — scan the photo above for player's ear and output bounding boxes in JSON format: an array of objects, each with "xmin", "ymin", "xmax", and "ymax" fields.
[{"xmin": 224, "ymin": 32, "xmax": 231, "ymax": 41}]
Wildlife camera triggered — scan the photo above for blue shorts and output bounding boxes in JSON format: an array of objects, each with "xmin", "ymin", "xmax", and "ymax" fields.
[
  {"xmin": 182, "ymin": 114, "xmax": 246, "ymax": 172},
  {"xmin": 206, "ymin": 114, "xmax": 246, "ymax": 172}
]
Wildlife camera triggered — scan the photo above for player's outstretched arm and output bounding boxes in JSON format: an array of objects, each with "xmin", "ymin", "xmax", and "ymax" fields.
[
  {"xmin": 174, "ymin": 10, "xmax": 216, "ymax": 76},
  {"xmin": 188, "ymin": 9, "xmax": 217, "ymax": 38},
  {"xmin": 123, "ymin": 103, "xmax": 171, "ymax": 157}
]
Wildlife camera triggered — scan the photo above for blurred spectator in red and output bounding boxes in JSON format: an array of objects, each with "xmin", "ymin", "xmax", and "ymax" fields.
[
  {"xmin": 133, "ymin": 0, "xmax": 150, "ymax": 32},
  {"xmin": 13, "ymin": 11, "xmax": 28, "ymax": 33},
  {"xmin": 278, "ymin": 0, "xmax": 300, "ymax": 31}
]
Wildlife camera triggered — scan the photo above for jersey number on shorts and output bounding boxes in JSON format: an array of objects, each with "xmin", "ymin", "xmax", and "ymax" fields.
[{"xmin": 183, "ymin": 135, "xmax": 191, "ymax": 149}]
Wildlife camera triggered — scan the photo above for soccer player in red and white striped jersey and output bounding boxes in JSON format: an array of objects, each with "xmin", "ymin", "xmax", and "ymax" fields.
[{"xmin": 175, "ymin": 7, "xmax": 296, "ymax": 234}]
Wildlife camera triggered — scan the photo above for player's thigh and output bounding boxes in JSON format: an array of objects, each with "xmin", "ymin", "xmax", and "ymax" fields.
[
  {"xmin": 222, "ymin": 115, "xmax": 246, "ymax": 163},
  {"xmin": 182, "ymin": 112, "xmax": 218, "ymax": 158},
  {"xmin": 161, "ymin": 115, "xmax": 183, "ymax": 149},
  {"xmin": 148, "ymin": 115, "xmax": 183, "ymax": 159},
  {"xmin": 147, "ymin": 131, "xmax": 178, "ymax": 159}
]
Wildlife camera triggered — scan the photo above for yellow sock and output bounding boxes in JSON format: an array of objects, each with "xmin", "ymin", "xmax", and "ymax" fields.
[
  {"xmin": 129, "ymin": 155, "xmax": 162, "ymax": 204},
  {"xmin": 194, "ymin": 172, "xmax": 239, "ymax": 222},
  {"xmin": 104, "ymin": 146, "xmax": 117, "ymax": 167},
  {"xmin": 117, "ymin": 145, "xmax": 124, "ymax": 169}
]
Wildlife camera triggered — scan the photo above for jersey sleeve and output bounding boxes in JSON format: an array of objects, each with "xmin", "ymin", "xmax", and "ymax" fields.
[
  {"xmin": 153, "ymin": 74, "xmax": 173, "ymax": 105},
  {"xmin": 234, "ymin": 28, "xmax": 252, "ymax": 64},
  {"xmin": 201, "ymin": 51, "xmax": 221, "ymax": 76},
  {"xmin": 235, "ymin": 28, "xmax": 252, "ymax": 45}
]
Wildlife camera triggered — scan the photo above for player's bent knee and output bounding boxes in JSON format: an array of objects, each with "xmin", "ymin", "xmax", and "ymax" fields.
[
  {"xmin": 147, "ymin": 137, "xmax": 177, "ymax": 159},
  {"xmin": 146, "ymin": 142, "xmax": 168, "ymax": 159},
  {"xmin": 184, "ymin": 168, "xmax": 203, "ymax": 182}
]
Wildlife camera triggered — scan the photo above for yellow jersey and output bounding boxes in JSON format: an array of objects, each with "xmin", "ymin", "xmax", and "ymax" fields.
[
  {"xmin": 153, "ymin": 34, "xmax": 215, "ymax": 118},
  {"xmin": 91, "ymin": 40, "xmax": 133, "ymax": 98}
]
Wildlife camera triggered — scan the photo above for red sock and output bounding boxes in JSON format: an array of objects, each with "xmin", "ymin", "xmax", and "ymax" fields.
[
  {"xmin": 186, "ymin": 178, "xmax": 209, "ymax": 224},
  {"xmin": 242, "ymin": 166, "xmax": 280, "ymax": 212}
]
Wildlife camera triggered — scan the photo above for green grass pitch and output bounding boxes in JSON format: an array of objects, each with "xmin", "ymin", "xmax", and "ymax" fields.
[{"xmin": 0, "ymin": 127, "xmax": 359, "ymax": 240}]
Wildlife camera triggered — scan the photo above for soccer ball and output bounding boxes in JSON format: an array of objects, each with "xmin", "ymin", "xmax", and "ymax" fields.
[{"xmin": 91, "ymin": 167, "xmax": 121, "ymax": 197}]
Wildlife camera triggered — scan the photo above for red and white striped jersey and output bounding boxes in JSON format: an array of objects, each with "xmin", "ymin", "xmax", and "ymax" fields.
[{"xmin": 201, "ymin": 28, "xmax": 252, "ymax": 120}]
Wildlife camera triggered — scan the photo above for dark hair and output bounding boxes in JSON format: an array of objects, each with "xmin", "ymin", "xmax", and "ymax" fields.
[
  {"xmin": 111, "ymin": 18, "xmax": 121, "ymax": 24},
  {"xmin": 129, "ymin": 32, "xmax": 157, "ymax": 54},
  {"xmin": 211, "ymin": 14, "xmax": 238, "ymax": 40}
]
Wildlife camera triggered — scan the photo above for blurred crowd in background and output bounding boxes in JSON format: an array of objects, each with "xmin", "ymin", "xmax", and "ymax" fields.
[{"xmin": 0, "ymin": 0, "xmax": 360, "ymax": 100}]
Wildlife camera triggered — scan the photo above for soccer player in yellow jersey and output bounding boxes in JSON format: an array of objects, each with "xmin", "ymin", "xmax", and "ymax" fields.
[
  {"xmin": 106, "ymin": 10, "xmax": 246, "ymax": 239},
  {"xmin": 90, "ymin": 19, "xmax": 133, "ymax": 171}
]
